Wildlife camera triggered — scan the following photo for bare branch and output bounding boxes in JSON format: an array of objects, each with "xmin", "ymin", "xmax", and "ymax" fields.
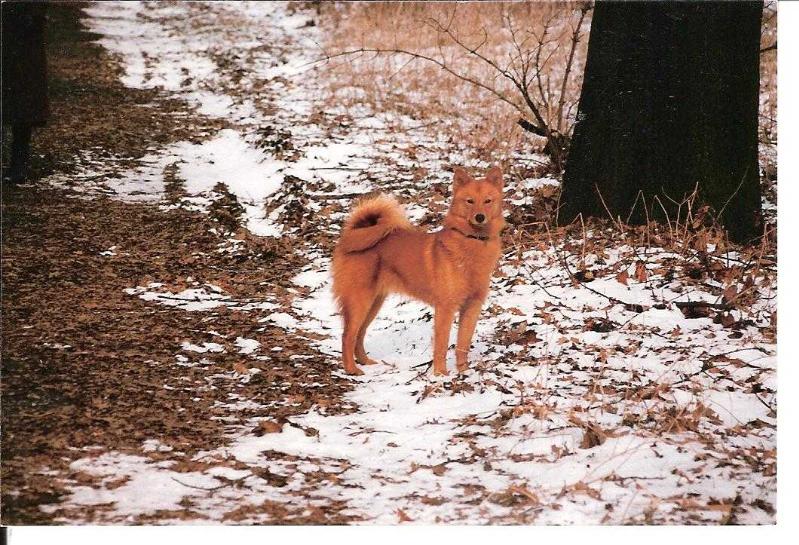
[
  {"xmin": 556, "ymin": 5, "xmax": 589, "ymax": 133},
  {"xmin": 425, "ymin": 16, "xmax": 520, "ymax": 86},
  {"xmin": 309, "ymin": 47, "xmax": 525, "ymax": 115},
  {"xmin": 760, "ymin": 42, "xmax": 776, "ymax": 53},
  {"xmin": 517, "ymin": 118, "xmax": 547, "ymax": 137}
]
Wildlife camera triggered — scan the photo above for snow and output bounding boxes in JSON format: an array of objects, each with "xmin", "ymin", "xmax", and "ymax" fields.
[
  {"xmin": 124, "ymin": 283, "xmax": 277, "ymax": 313},
  {"xmin": 181, "ymin": 342, "xmax": 225, "ymax": 354},
  {"xmin": 234, "ymin": 337, "xmax": 260, "ymax": 355},
  {"xmin": 125, "ymin": 285, "xmax": 227, "ymax": 312},
  {"xmin": 172, "ymin": 130, "xmax": 286, "ymax": 236},
  {"xmin": 50, "ymin": 453, "xmax": 223, "ymax": 518}
]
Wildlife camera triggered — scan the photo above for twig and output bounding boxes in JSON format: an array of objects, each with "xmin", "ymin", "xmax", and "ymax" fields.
[
  {"xmin": 558, "ymin": 252, "xmax": 638, "ymax": 309},
  {"xmin": 306, "ymin": 192, "xmax": 369, "ymax": 200},
  {"xmin": 760, "ymin": 42, "xmax": 776, "ymax": 53},
  {"xmin": 673, "ymin": 301, "xmax": 730, "ymax": 311},
  {"xmin": 405, "ymin": 360, "xmax": 433, "ymax": 384},
  {"xmin": 170, "ymin": 476, "xmax": 230, "ymax": 492}
]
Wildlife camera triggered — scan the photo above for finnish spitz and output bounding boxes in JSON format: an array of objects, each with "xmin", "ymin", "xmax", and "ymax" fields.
[{"xmin": 332, "ymin": 166, "xmax": 505, "ymax": 376}]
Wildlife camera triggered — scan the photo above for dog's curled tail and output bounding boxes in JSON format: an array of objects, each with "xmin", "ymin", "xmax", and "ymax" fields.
[{"xmin": 337, "ymin": 194, "xmax": 411, "ymax": 253}]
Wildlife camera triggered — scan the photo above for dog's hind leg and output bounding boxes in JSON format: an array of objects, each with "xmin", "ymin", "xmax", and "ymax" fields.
[
  {"xmin": 340, "ymin": 290, "xmax": 377, "ymax": 375},
  {"xmin": 355, "ymin": 293, "xmax": 386, "ymax": 366}
]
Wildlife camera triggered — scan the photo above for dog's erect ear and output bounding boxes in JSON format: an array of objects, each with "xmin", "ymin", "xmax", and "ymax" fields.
[
  {"xmin": 452, "ymin": 166, "xmax": 471, "ymax": 191},
  {"xmin": 484, "ymin": 166, "xmax": 503, "ymax": 190}
]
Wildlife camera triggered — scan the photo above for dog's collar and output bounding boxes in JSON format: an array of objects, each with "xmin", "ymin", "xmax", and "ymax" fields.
[{"xmin": 449, "ymin": 227, "xmax": 491, "ymax": 241}]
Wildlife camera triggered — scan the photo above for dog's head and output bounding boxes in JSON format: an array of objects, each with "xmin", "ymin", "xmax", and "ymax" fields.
[{"xmin": 449, "ymin": 166, "xmax": 504, "ymax": 232}]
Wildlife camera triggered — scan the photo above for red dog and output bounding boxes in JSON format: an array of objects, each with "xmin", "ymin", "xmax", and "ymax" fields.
[{"xmin": 332, "ymin": 167, "xmax": 505, "ymax": 376}]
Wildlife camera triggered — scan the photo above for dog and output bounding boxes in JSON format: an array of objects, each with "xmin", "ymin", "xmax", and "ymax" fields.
[{"xmin": 331, "ymin": 166, "xmax": 505, "ymax": 376}]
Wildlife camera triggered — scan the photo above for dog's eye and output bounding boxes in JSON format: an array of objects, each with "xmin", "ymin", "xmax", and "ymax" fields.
[
  {"xmin": 466, "ymin": 198, "xmax": 474, "ymax": 204},
  {"xmin": 484, "ymin": 199, "xmax": 492, "ymax": 204}
]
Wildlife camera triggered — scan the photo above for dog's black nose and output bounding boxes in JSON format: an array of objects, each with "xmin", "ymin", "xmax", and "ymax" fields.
[{"xmin": 475, "ymin": 214, "xmax": 486, "ymax": 223}]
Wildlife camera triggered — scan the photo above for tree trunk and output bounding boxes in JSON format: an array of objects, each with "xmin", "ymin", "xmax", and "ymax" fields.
[{"xmin": 559, "ymin": 1, "xmax": 763, "ymax": 243}]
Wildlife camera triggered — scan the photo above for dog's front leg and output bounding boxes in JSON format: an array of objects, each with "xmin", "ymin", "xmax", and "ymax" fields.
[
  {"xmin": 433, "ymin": 306, "xmax": 456, "ymax": 376},
  {"xmin": 456, "ymin": 298, "xmax": 483, "ymax": 373}
]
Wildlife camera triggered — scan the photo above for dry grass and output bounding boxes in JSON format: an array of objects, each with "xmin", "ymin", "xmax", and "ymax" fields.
[
  {"xmin": 317, "ymin": 1, "xmax": 590, "ymax": 166},
  {"xmin": 317, "ymin": 1, "xmax": 778, "ymax": 172}
]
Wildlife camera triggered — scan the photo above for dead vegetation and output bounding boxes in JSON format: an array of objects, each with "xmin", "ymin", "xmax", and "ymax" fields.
[
  {"xmin": 318, "ymin": 1, "xmax": 777, "ymax": 178},
  {"xmin": 318, "ymin": 2, "xmax": 590, "ymax": 169}
]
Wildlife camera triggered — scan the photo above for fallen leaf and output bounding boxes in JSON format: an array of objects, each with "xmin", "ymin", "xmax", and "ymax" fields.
[
  {"xmin": 258, "ymin": 420, "xmax": 282, "ymax": 434},
  {"xmin": 635, "ymin": 261, "xmax": 648, "ymax": 283},
  {"xmin": 508, "ymin": 485, "xmax": 540, "ymax": 505},
  {"xmin": 722, "ymin": 285, "xmax": 738, "ymax": 305}
]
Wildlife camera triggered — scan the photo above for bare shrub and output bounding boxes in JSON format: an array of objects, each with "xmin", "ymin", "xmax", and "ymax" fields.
[{"xmin": 317, "ymin": 2, "xmax": 591, "ymax": 170}]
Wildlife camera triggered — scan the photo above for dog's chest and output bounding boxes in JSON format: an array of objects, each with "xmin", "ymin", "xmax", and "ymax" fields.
[{"xmin": 440, "ymin": 239, "xmax": 500, "ymax": 286}]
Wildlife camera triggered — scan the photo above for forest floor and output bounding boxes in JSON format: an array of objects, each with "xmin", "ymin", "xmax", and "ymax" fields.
[{"xmin": 1, "ymin": 2, "xmax": 777, "ymax": 525}]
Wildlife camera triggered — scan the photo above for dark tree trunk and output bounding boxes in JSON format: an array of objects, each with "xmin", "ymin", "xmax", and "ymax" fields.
[
  {"xmin": 559, "ymin": 1, "xmax": 763, "ymax": 243},
  {"xmin": 2, "ymin": 2, "xmax": 50, "ymax": 127}
]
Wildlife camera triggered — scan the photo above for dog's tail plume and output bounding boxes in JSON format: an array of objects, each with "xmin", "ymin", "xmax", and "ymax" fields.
[{"xmin": 337, "ymin": 194, "xmax": 411, "ymax": 253}]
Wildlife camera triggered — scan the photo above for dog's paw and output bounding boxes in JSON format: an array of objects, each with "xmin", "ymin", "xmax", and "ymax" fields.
[
  {"xmin": 432, "ymin": 367, "xmax": 450, "ymax": 377},
  {"xmin": 357, "ymin": 355, "xmax": 381, "ymax": 366},
  {"xmin": 344, "ymin": 365, "xmax": 365, "ymax": 376}
]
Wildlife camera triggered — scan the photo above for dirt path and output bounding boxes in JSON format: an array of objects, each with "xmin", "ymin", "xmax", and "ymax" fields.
[
  {"xmin": 2, "ymin": 2, "xmax": 356, "ymax": 524},
  {"xmin": 2, "ymin": 2, "xmax": 777, "ymax": 525}
]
